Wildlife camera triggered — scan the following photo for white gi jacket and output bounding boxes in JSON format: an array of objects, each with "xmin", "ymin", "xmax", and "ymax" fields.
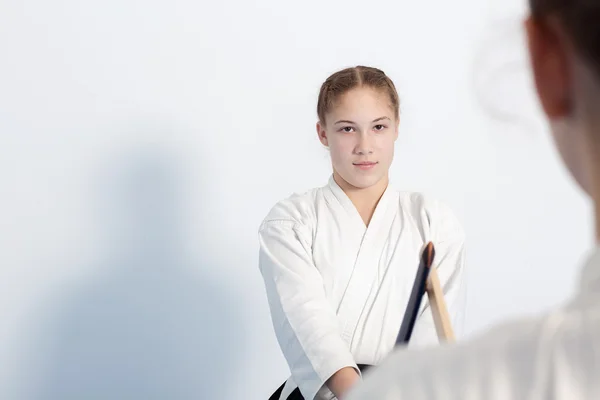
[{"xmin": 258, "ymin": 176, "xmax": 466, "ymax": 400}]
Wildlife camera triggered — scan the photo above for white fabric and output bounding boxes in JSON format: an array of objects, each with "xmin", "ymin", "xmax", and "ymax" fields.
[
  {"xmin": 258, "ymin": 176, "xmax": 466, "ymax": 400},
  {"xmin": 345, "ymin": 247, "xmax": 600, "ymax": 400}
]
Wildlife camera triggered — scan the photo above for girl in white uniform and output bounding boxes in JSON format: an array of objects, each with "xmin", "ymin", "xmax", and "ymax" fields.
[
  {"xmin": 346, "ymin": 1, "xmax": 600, "ymax": 399},
  {"xmin": 258, "ymin": 66, "xmax": 467, "ymax": 400}
]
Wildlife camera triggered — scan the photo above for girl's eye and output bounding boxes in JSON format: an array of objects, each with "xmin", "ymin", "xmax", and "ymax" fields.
[
  {"xmin": 374, "ymin": 124, "xmax": 386, "ymax": 131},
  {"xmin": 341, "ymin": 126, "xmax": 354, "ymax": 133}
]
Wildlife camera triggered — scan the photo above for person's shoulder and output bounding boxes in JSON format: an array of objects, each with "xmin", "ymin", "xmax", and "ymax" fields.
[
  {"xmin": 429, "ymin": 313, "xmax": 549, "ymax": 367},
  {"xmin": 443, "ymin": 296, "xmax": 600, "ymax": 371},
  {"xmin": 437, "ymin": 305, "xmax": 600, "ymax": 389},
  {"xmin": 259, "ymin": 185, "xmax": 323, "ymax": 231},
  {"xmin": 347, "ymin": 314, "xmax": 553, "ymax": 400},
  {"xmin": 395, "ymin": 190, "xmax": 464, "ymax": 242}
]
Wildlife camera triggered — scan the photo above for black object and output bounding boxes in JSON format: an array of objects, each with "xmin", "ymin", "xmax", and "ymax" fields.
[{"xmin": 395, "ymin": 242, "xmax": 435, "ymax": 345}]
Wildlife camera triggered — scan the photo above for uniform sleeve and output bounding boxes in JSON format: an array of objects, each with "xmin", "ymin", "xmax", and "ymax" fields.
[
  {"xmin": 258, "ymin": 219, "xmax": 359, "ymax": 400},
  {"xmin": 410, "ymin": 200, "xmax": 467, "ymax": 348}
]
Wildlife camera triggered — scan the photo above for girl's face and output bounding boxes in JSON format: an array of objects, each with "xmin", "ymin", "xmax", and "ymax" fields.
[{"xmin": 317, "ymin": 86, "xmax": 399, "ymax": 191}]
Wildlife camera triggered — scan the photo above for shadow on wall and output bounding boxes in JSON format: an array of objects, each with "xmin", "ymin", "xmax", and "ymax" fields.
[{"xmin": 17, "ymin": 144, "xmax": 243, "ymax": 400}]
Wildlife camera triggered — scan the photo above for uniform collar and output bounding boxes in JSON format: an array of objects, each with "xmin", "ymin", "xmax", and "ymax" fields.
[{"xmin": 325, "ymin": 174, "xmax": 395, "ymax": 231}]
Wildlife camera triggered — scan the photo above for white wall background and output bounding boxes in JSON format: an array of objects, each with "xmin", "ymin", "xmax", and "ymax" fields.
[{"xmin": 0, "ymin": 0, "xmax": 593, "ymax": 399}]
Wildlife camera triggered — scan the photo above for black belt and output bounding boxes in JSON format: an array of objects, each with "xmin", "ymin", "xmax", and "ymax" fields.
[{"xmin": 268, "ymin": 364, "xmax": 373, "ymax": 400}]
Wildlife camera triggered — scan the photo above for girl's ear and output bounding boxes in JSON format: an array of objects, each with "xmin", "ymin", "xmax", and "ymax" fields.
[{"xmin": 316, "ymin": 121, "xmax": 329, "ymax": 147}]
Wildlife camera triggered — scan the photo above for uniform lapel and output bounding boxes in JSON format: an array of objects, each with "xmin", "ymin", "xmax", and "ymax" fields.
[{"xmin": 325, "ymin": 175, "xmax": 399, "ymax": 346}]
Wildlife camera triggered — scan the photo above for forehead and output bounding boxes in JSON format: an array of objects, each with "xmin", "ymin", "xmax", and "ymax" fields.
[{"xmin": 329, "ymin": 86, "xmax": 394, "ymax": 120}]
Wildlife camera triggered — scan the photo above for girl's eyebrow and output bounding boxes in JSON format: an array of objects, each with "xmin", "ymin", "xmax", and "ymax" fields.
[{"xmin": 334, "ymin": 116, "xmax": 390, "ymax": 125}]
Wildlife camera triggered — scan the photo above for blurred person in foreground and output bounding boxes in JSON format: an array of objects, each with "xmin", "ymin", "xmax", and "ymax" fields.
[{"xmin": 346, "ymin": 0, "xmax": 600, "ymax": 399}]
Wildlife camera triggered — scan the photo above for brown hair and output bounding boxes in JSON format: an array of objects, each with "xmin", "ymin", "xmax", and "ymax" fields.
[
  {"xmin": 530, "ymin": 0, "xmax": 600, "ymax": 76},
  {"xmin": 316, "ymin": 66, "xmax": 400, "ymax": 125}
]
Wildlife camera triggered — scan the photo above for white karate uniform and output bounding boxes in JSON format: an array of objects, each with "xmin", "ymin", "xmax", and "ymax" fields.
[
  {"xmin": 345, "ymin": 247, "xmax": 600, "ymax": 400},
  {"xmin": 258, "ymin": 176, "xmax": 466, "ymax": 400}
]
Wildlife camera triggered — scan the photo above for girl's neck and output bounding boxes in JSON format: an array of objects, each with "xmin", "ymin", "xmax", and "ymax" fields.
[{"xmin": 333, "ymin": 171, "xmax": 389, "ymax": 226}]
